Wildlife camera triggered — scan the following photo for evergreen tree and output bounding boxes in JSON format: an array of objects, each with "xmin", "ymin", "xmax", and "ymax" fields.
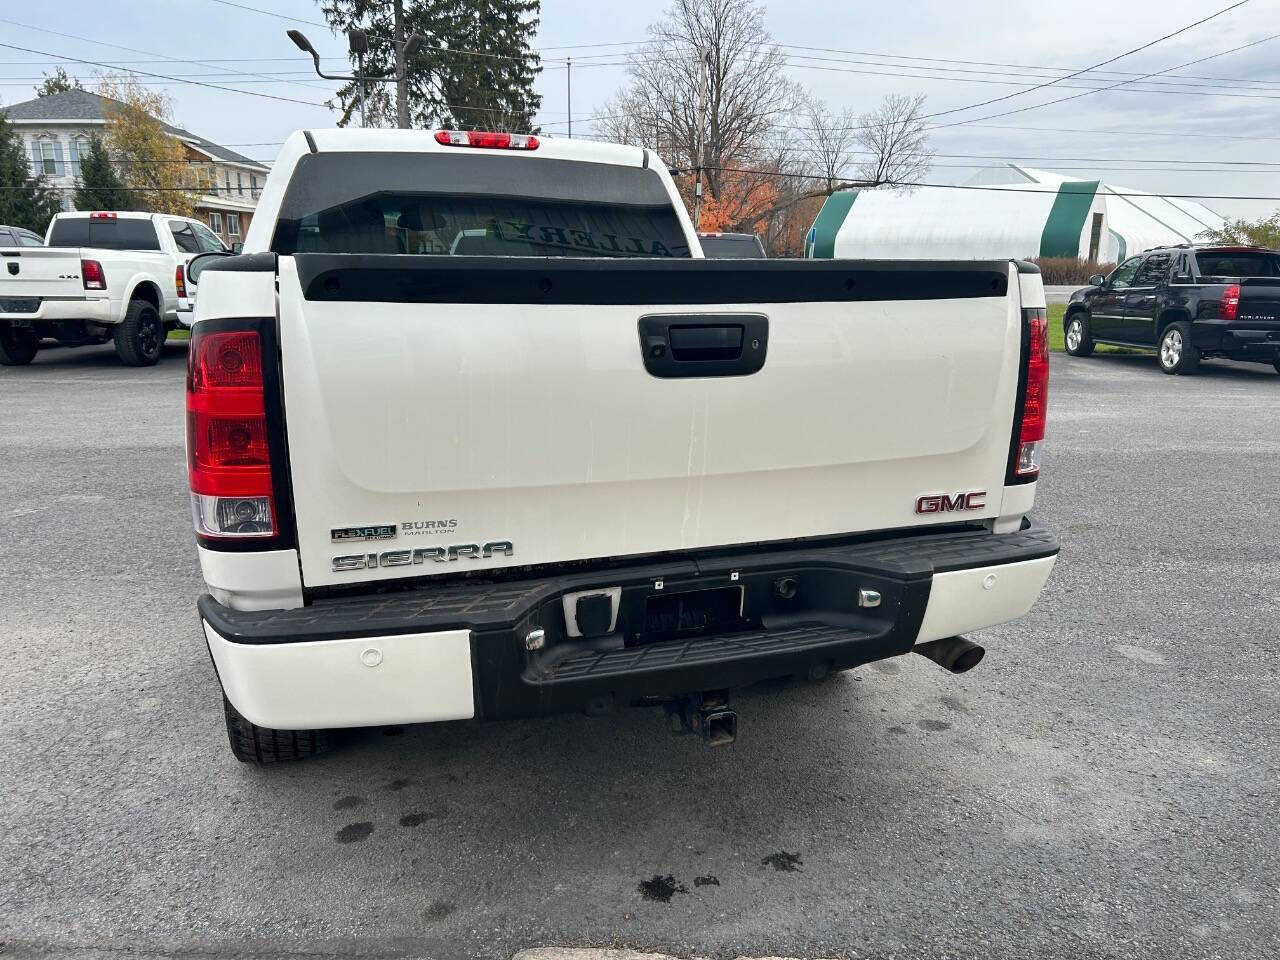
[
  {"xmin": 0, "ymin": 111, "xmax": 61, "ymax": 233},
  {"xmin": 445, "ymin": 0, "xmax": 541, "ymax": 131},
  {"xmin": 320, "ymin": 0, "xmax": 542, "ymax": 131},
  {"xmin": 73, "ymin": 135, "xmax": 130, "ymax": 211},
  {"xmin": 36, "ymin": 68, "xmax": 83, "ymax": 97}
]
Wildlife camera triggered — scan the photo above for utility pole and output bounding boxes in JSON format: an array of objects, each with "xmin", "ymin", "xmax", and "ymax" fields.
[
  {"xmin": 566, "ymin": 58, "xmax": 572, "ymax": 138},
  {"xmin": 393, "ymin": 0, "xmax": 409, "ymax": 129},
  {"xmin": 692, "ymin": 51, "xmax": 710, "ymax": 230},
  {"xmin": 347, "ymin": 29, "xmax": 369, "ymax": 128}
]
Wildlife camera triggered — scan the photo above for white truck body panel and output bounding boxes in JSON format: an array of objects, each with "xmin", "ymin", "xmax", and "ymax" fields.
[
  {"xmin": 276, "ymin": 256, "xmax": 1025, "ymax": 589},
  {"xmin": 0, "ymin": 212, "xmax": 222, "ymax": 327}
]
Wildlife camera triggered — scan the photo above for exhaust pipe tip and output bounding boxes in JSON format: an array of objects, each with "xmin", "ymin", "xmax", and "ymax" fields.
[{"xmin": 913, "ymin": 636, "xmax": 985, "ymax": 674}]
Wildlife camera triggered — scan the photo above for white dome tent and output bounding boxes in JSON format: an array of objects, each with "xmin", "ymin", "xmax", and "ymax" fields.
[{"xmin": 806, "ymin": 164, "xmax": 1226, "ymax": 263}]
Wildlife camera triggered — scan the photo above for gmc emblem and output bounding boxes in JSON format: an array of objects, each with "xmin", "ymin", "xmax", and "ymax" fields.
[{"xmin": 915, "ymin": 491, "xmax": 986, "ymax": 514}]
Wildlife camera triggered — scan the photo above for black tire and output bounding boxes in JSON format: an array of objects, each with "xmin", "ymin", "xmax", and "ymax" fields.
[
  {"xmin": 223, "ymin": 695, "xmax": 330, "ymax": 764},
  {"xmin": 0, "ymin": 326, "xmax": 38, "ymax": 365},
  {"xmin": 113, "ymin": 299, "xmax": 165, "ymax": 366},
  {"xmin": 1158, "ymin": 321, "xmax": 1201, "ymax": 375},
  {"xmin": 1063, "ymin": 310, "xmax": 1096, "ymax": 357},
  {"xmin": 1272, "ymin": 358, "xmax": 1280, "ymax": 376}
]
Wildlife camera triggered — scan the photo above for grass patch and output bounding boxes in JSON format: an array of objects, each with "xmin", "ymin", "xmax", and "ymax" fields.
[
  {"xmin": 168, "ymin": 328, "xmax": 191, "ymax": 341},
  {"xmin": 1046, "ymin": 304, "xmax": 1145, "ymax": 355}
]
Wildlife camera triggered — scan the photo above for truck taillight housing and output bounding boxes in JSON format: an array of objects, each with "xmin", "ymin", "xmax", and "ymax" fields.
[
  {"xmin": 1010, "ymin": 306, "xmax": 1049, "ymax": 481},
  {"xmin": 175, "ymin": 263, "xmax": 186, "ymax": 298},
  {"xmin": 186, "ymin": 326, "xmax": 276, "ymax": 539},
  {"xmin": 1221, "ymin": 284, "xmax": 1240, "ymax": 322},
  {"xmin": 81, "ymin": 259, "xmax": 105, "ymax": 290}
]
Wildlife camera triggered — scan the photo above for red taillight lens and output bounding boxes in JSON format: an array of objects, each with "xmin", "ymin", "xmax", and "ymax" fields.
[
  {"xmin": 81, "ymin": 259, "xmax": 105, "ymax": 290},
  {"xmin": 186, "ymin": 327, "xmax": 275, "ymax": 538},
  {"xmin": 89, "ymin": 212, "xmax": 117, "ymax": 220},
  {"xmin": 1015, "ymin": 307, "xmax": 1049, "ymax": 479},
  {"xmin": 434, "ymin": 129, "xmax": 539, "ymax": 150},
  {"xmin": 175, "ymin": 264, "xmax": 186, "ymax": 299},
  {"xmin": 1221, "ymin": 284, "xmax": 1240, "ymax": 322}
]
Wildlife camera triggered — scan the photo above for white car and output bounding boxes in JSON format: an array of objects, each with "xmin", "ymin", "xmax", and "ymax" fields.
[
  {"xmin": 0, "ymin": 210, "xmax": 227, "ymax": 366},
  {"xmin": 186, "ymin": 128, "xmax": 1058, "ymax": 762}
]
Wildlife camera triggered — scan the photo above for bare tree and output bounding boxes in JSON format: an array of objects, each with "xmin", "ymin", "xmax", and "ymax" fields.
[
  {"xmin": 595, "ymin": 0, "xmax": 803, "ymax": 202},
  {"xmin": 801, "ymin": 97, "xmax": 860, "ymax": 190},
  {"xmin": 854, "ymin": 93, "xmax": 933, "ymax": 186}
]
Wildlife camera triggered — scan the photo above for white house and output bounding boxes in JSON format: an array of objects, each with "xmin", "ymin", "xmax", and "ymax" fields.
[{"xmin": 3, "ymin": 89, "xmax": 270, "ymax": 247}]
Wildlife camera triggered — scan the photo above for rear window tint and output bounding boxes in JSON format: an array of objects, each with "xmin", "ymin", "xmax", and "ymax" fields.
[
  {"xmin": 1195, "ymin": 252, "xmax": 1280, "ymax": 278},
  {"xmin": 271, "ymin": 152, "xmax": 691, "ymax": 259},
  {"xmin": 699, "ymin": 235, "xmax": 766, "ymax": 258},
  {"xmin": 48, "ymin": 217, "xmax": 160, "ymax": 251}
]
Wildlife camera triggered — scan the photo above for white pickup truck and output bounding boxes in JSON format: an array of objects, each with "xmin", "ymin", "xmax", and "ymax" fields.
[
  {"xmin": 186, "ymin": 128, "xmax": 1059, "ymax": 763},
  {"xmin": 0, "ymin": 210, "xmax": 227, "ymax": 366}
]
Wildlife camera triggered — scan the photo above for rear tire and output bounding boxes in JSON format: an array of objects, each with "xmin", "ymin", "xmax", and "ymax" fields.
[
  {"xmin": 1272, "ymin": 358, "xmax": 1280, "ymax": 375},
  {"xmin": 1158, "ymin": 321, "xmax": 1200, "ymax": 375},
  {"xmin": 0, "ymin": 326, "xmax": 38, "ymax": 365},
  {"xmin": 223, "ymin": 695, "xmax": 329, "ymax": 764},
  {"xmin": 113, "ymin": 299, "xmax": 165, "ymax": 366},
  {"xmin": 1063, "ymin": 311, "xmax": 1095, "ymax": 357}
]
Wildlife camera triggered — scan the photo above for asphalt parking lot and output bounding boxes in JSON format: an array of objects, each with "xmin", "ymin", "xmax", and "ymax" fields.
[{"xmin": 2, "ymin": 340, "xmax": 1278, "ymax": 960}]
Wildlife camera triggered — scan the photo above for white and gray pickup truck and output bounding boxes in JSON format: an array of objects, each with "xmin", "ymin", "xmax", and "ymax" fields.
[
  {"xmin": 0, "ymin": 210, "xmax": 226, "ymax": 366},
  {"xmin": 186, "ymin": 128, "xmax": 1059, "ymax": 762}
]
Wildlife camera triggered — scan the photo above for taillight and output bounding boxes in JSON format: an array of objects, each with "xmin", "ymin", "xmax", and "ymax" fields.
[
  {"xmin": 1221, "ymin": 284, "xmax": 1240, "ymax": 322},
  {"xmin": 1012, "ymin": 307, "xmax": 1049, "ymax": 481},
  {"xmin": 186, "ymin": 327, "xmax": 275, "ymax": 539},
  {"xmin": 89, "ymin": 212, "xmax": 117, "ymax": 220},
  {"xmin": 175, "ymin": 263, "xmax": 186, "ymax": 299},
  {"xmin": 434, "ymin": 130, "xmax": 539, "ymax": 150},
  {"xmin": 81, "ymin": 259, "xmax": 105, "ymax": 290}
]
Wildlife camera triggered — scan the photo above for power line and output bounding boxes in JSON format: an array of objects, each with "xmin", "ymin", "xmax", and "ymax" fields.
[
  {"xmin": 695, "ymin": 164, "xmax": 1280, "ymax": 200},
  {"xmin": 0, "ymin": 16, "xmax": 329, "ymax": 93},
  {"xmin": 770, "ymin": 41, "xmax": 1280, "ymax": 89},
  {"xmin": 936, "ymin": 30, "xmax": 1280, "ymax": 129},
  {"xmin": 920, "ymin": 0, "xmax": 1252, "ymax": 120}
]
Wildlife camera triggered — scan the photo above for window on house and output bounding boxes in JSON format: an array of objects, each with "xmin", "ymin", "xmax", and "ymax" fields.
[
  {"xmin": 224, "ymin": 171, "xmax": 232, "ymax": 194},
  {"xmin": 208, "ymin": 212, "xmax": 223, "ymax": 234},
  {"xmin": 71, "ymin": 138, "xmax": 90, "ymax": 179},
  {"xmin": 40, "ymin": 141, "xmax": 57, "ymax": 176},
  {"xmin": 236, "ymin": 172, "xmax": 244, "ymax": 195},
  {"xmin": 227, "ymin": 214, "xmax": 241, "ymax": 237}
]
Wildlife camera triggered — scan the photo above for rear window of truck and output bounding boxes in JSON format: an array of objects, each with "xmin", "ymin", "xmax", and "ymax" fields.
[
  {"xmin": 1196, "ymin": 251, "xmax": 1280, "ymax": 278},
  {"xmin": 47, "ymin": 217, "xmax": 161, "ymax": 251},
  {"xmin": 271, "ymin": 152, "xmax": 691, "ymax": 258}
]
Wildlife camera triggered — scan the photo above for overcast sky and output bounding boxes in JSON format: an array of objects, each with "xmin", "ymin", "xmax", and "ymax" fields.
[{"xmin": 3, "ymin": 0, "xmax": 1278, "ymax": 219}]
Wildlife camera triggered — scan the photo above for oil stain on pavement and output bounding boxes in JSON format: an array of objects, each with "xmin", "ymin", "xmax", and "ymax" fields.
[
  {"xmin": 335, "ymin": 822, "xmax": 374, "ymax": 843},
  {"xmin": 761, "ymin": 852, "xmax": 803, "ymax": 872},
  {"xmin": 638, "ymin": 875, "xmax": 689, "ymax": 902}
]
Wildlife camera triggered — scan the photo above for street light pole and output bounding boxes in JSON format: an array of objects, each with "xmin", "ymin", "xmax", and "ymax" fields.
[
  {"xmin": 288, "ymin": 27, "xmax": 423, "ymax": 130},
  {"xmin": 566, "ymin": 57, "xmax": 572, "ymax": 139}
]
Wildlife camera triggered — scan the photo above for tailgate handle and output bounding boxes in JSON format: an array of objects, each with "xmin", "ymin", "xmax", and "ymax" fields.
[{"xmin": 638, "ymin": 314, "xmax": 768, "ymax": 378}]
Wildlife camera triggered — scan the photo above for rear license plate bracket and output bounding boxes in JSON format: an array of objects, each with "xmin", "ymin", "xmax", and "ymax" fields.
[{"xmin": 633, "ymin": 585, "xmax": 747, "ymax": 646}]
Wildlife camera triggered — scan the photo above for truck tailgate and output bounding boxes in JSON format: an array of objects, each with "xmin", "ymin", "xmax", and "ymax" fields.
[
  {"xmin": 277, "ymin": 256, "xmax": 1025, "ymax": 589},
  {"xmin": 0, "ymin": 248, "xmax": 86, "ymax": 310}
]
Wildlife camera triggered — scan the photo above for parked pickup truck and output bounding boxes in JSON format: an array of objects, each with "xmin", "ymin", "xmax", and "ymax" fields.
[
  {"xmin": 186, "ymin": 128, "xmax": 1059, "ymax": 763},
  {"xmin": 0, "ymin": 210, "xmax": 227, "ymax": 366},
  {"xmin": 1064, "ymin": 244, "xmax": 1280, "ymax": 375}
]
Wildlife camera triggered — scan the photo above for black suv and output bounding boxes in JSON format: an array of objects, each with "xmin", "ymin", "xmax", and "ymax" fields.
[{"xmin": 1064, "ymin": 245, "xmax": 1280, "ymax": 375}]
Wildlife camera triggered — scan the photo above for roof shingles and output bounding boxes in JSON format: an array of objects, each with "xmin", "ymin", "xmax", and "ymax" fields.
[{"xmin": 1, "ymin": 89, "xmax": 268, "ymax": 170}]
